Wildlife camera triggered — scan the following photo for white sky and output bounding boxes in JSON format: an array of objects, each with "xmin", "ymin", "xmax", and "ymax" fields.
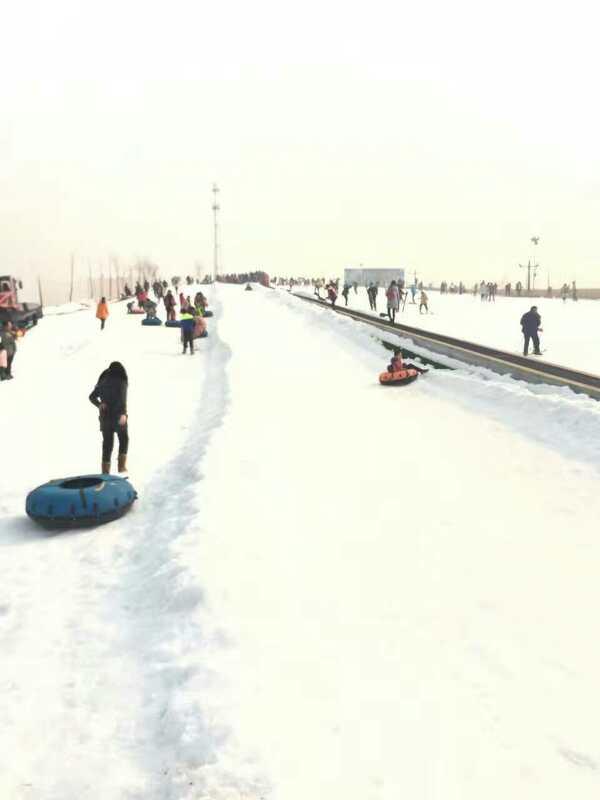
[{"xmin": 2, "ymin": 0, "xmax": 600, "ymax": 288}]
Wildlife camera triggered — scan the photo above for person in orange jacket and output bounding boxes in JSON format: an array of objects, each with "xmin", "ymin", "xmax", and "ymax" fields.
[{"xmin": 96, "ymin": 297, "xmax": 109, "ymax": 330}]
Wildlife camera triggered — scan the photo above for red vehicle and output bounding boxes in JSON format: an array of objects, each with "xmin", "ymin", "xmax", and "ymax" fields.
[{"xmin": 0, "ymin": 275, "xmax": 43, "ymax": 328}]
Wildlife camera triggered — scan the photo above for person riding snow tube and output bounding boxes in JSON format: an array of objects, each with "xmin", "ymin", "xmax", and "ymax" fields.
[
  {"xmin": 379, "ymin": 349, "xmax": 427, "ymax": 386},
  {"xmin": 379, "ymin": 368, "xmax": 420, "ymax": 386}
]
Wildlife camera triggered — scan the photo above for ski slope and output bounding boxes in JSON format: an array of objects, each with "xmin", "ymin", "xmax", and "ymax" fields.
[
  {"xmin": 309, "ymin": 286, "xmax": 600, "ymax": 375},
  {"xmin": 2, "ymin": 285, "xmax": 600, "ymax": 799}
]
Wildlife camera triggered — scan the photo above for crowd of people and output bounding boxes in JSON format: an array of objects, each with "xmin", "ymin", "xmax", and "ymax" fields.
[
  {"xmin": 438, "ymin": 279, "xmax": 579, "ymax": 301},
  {"xmin": 87, "ymin": 276, "xmax": 214, "ymax": 473},
  {"xmin": 216, "ymin": 271, "xmax": 270, "ymax": 286},
  {"xmin": 312, "ymin": 277, "xmax": 430, "ymax": 322}
]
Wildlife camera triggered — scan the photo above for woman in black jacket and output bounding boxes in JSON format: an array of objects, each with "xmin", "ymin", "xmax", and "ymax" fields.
[{"xmin": 89, "ymin": 361, "xmax": 129, "ymax": 474}]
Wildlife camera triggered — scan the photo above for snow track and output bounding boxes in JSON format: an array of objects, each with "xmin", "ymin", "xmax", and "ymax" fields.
[
  {"xmin": 0, "ymin": 289, "xmax": 267, "ymax": 799},
  {"xmin": 3, "ymin": 284, "xmax": 600, "ymax": 799}
]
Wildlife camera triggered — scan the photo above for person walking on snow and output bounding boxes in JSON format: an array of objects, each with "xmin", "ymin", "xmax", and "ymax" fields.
[
  {"xmin": 520, "ymin": 306, "xmax": 542, "ymax": 356},
  {"xmin": 96, "ymin": 297, "xmax": 109, "ymax": 330},
  {"xmin": 386, "ymin": 281, "xmax": 400, "ymax": 323},
  {"xmin": 341, "ymin": 284, "xmax": 350, "ymax": 306},
  {"xmin": 419, "ymin": 290, "xmax": 429, "ymax": 313},
  {"xmin": 89, "ymin": 361, "xmax": 129, "ymax": 474}
]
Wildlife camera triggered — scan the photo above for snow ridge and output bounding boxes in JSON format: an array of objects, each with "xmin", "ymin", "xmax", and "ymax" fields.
[{"xmin": 106, "ymin": 289, "xmax": 267, "ymax": 799}]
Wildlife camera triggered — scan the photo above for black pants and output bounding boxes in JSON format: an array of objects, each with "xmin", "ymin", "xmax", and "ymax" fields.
[
  {"xmin": 100, "ymin": 319, "xmax": 106, "ymax": 330},
  {"xmin": 523, "ymin": 331, "xmax": 540, "ymax": 355},
  {"xmin": 102, "ymin": 425, "xmax": 129, "ymax": 461},
  {"xmin": 182, "ymin": 329, "xmax": 194, "ymax": 353},
  {"xmin": 6, "ymin": 352, "xmax": 14, "ymax": 376}
]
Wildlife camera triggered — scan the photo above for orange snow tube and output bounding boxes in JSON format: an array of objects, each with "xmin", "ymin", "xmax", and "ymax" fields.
[{"xmin": 379, "ymin": 368, "xmax": 419, "ymax": 386}]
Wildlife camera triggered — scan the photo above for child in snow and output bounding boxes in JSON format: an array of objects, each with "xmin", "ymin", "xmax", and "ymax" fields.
[
  {"xmin": 96, "ymin": 297, "xmax": 109, "ymax": 330},
  {"xmin": 387, "ymin": 349, "xmax": 427, "ymax": 375}
]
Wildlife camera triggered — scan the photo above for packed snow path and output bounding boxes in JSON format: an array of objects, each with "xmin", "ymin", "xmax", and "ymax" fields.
[{"xmin": 2, "ymin": 286, "xmax": 600, "ymax": 799}]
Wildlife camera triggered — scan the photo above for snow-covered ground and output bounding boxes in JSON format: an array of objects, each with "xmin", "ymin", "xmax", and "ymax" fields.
[
  {"xmin": 301, "ymin": 286, "xmax": 600, "ymax": 374},
  {"xmin": 2, "ymin": 284, "xmax": 600, "ymax": 798}
]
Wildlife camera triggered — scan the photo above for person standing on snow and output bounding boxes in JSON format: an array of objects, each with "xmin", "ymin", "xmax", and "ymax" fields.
[
  {"xmin": 386, "ymin": 281, "xmax": 400, "ymax": 323},
  {"xmin": 0, "ymin": 320, "xmax": 17, "ymax": 380},
  {"xmin": 88, "ymin": 361, "xmax": 129, "ymax": 474},
  {"xmin": 164, "ymin": 290, "xmax": 176, "ymax": 321},
  {"xmin": 341, "ymin": 284, "xmax": 350, "ymax": 306},
  {"xmin": 194, "ymin": 291, "xmax": 207, "ymax": 313},
  {"xmin": 180, "ymin": 307, "xmax": 196, "ymax": 354},
  {"xmin": 419, "ymin": 290, "xmax": 429, "ymax": 313},
  {"xmin": 327, "ymin": 283, "xmax": 338, "ymax": 306},
  {"xmin": 366, "ymin": 282, "xmax": 375, "ymax": 311},
  {"xmin": 520, "ymin": 306, "xmax": 542, "ymax": 356},
  {"xmin": 96, "ymin": 297, "xmax": 109, "ymax": 330}
]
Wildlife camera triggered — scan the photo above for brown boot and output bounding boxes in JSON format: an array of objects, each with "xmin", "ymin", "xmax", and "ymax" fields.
[
  {"xmin": 102, "ymin": 461, "xmax": 111, "ymax": 474},
  {"xmin": 118, "ymin": 454, "xmax": 127, "ymax": 473}
]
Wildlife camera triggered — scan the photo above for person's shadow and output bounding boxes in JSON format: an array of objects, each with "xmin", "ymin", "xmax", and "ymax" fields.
[{"xmin": 0, "ymin": 515, "xmax": 89, "ymax": 546}]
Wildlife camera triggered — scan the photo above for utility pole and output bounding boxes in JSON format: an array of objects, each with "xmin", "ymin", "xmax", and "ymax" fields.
[
  {"xmin": 212, "ymin": 183, "xmax": 220, "ymax": 281},
  {"xmin": 519, "ymin": 236, "xmax": 540, "ymax": 294},
  {"xmin": 519, "ymin": 260, "xmax": 539, "ymax": 293}
]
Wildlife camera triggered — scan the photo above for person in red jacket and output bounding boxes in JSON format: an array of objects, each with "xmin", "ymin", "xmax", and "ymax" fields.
[{"xmin": 387, "ymin": 349, "xmax": 427, "ymax": 375}]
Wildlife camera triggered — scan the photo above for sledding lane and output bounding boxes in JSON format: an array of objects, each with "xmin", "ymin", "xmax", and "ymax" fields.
[
  {"xmin": 0, "ymin": 288, "xmax": 262, "ymax": 800},
  {"xmin": 197, "ymin": 285, "xmax": 600, "ymax": 800}
]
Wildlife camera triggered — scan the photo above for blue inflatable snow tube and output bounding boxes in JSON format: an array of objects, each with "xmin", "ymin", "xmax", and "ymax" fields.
[
  {"xmin": 142, "ymin": 317, "xmax": 162, "ymax": 326},
  {"xmin": 26, "ymin": 474, "xmax": 138, "ymax": 529},
  {"xmin": 165, "ymin": 319, "xmax": 181, "ymax": 328}
]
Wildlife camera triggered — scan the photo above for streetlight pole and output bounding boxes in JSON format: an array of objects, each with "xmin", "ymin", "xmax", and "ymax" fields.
[{"xmin": 212, "ymin": 183, "xmax": 220, "ymax": 281}]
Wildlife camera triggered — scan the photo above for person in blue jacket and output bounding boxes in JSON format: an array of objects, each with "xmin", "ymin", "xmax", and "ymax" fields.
[{"xmin": 180, "ymin": 307, "xmax": 196, "ymax": 354}]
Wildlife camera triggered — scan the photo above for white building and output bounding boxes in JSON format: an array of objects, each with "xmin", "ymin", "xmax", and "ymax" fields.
[{"xmin": 344, "ymin": 267, "xmax": 406, "ymax": 287}]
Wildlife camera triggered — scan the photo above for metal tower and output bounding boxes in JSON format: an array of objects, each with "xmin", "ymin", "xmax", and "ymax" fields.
[
  {"xmin": 519, "ymin": 236, "xmax": 540, "ymax": 292},
  {"xmin": 212, "ymin": 183, "xmax": 220, "ymax": 280}
]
